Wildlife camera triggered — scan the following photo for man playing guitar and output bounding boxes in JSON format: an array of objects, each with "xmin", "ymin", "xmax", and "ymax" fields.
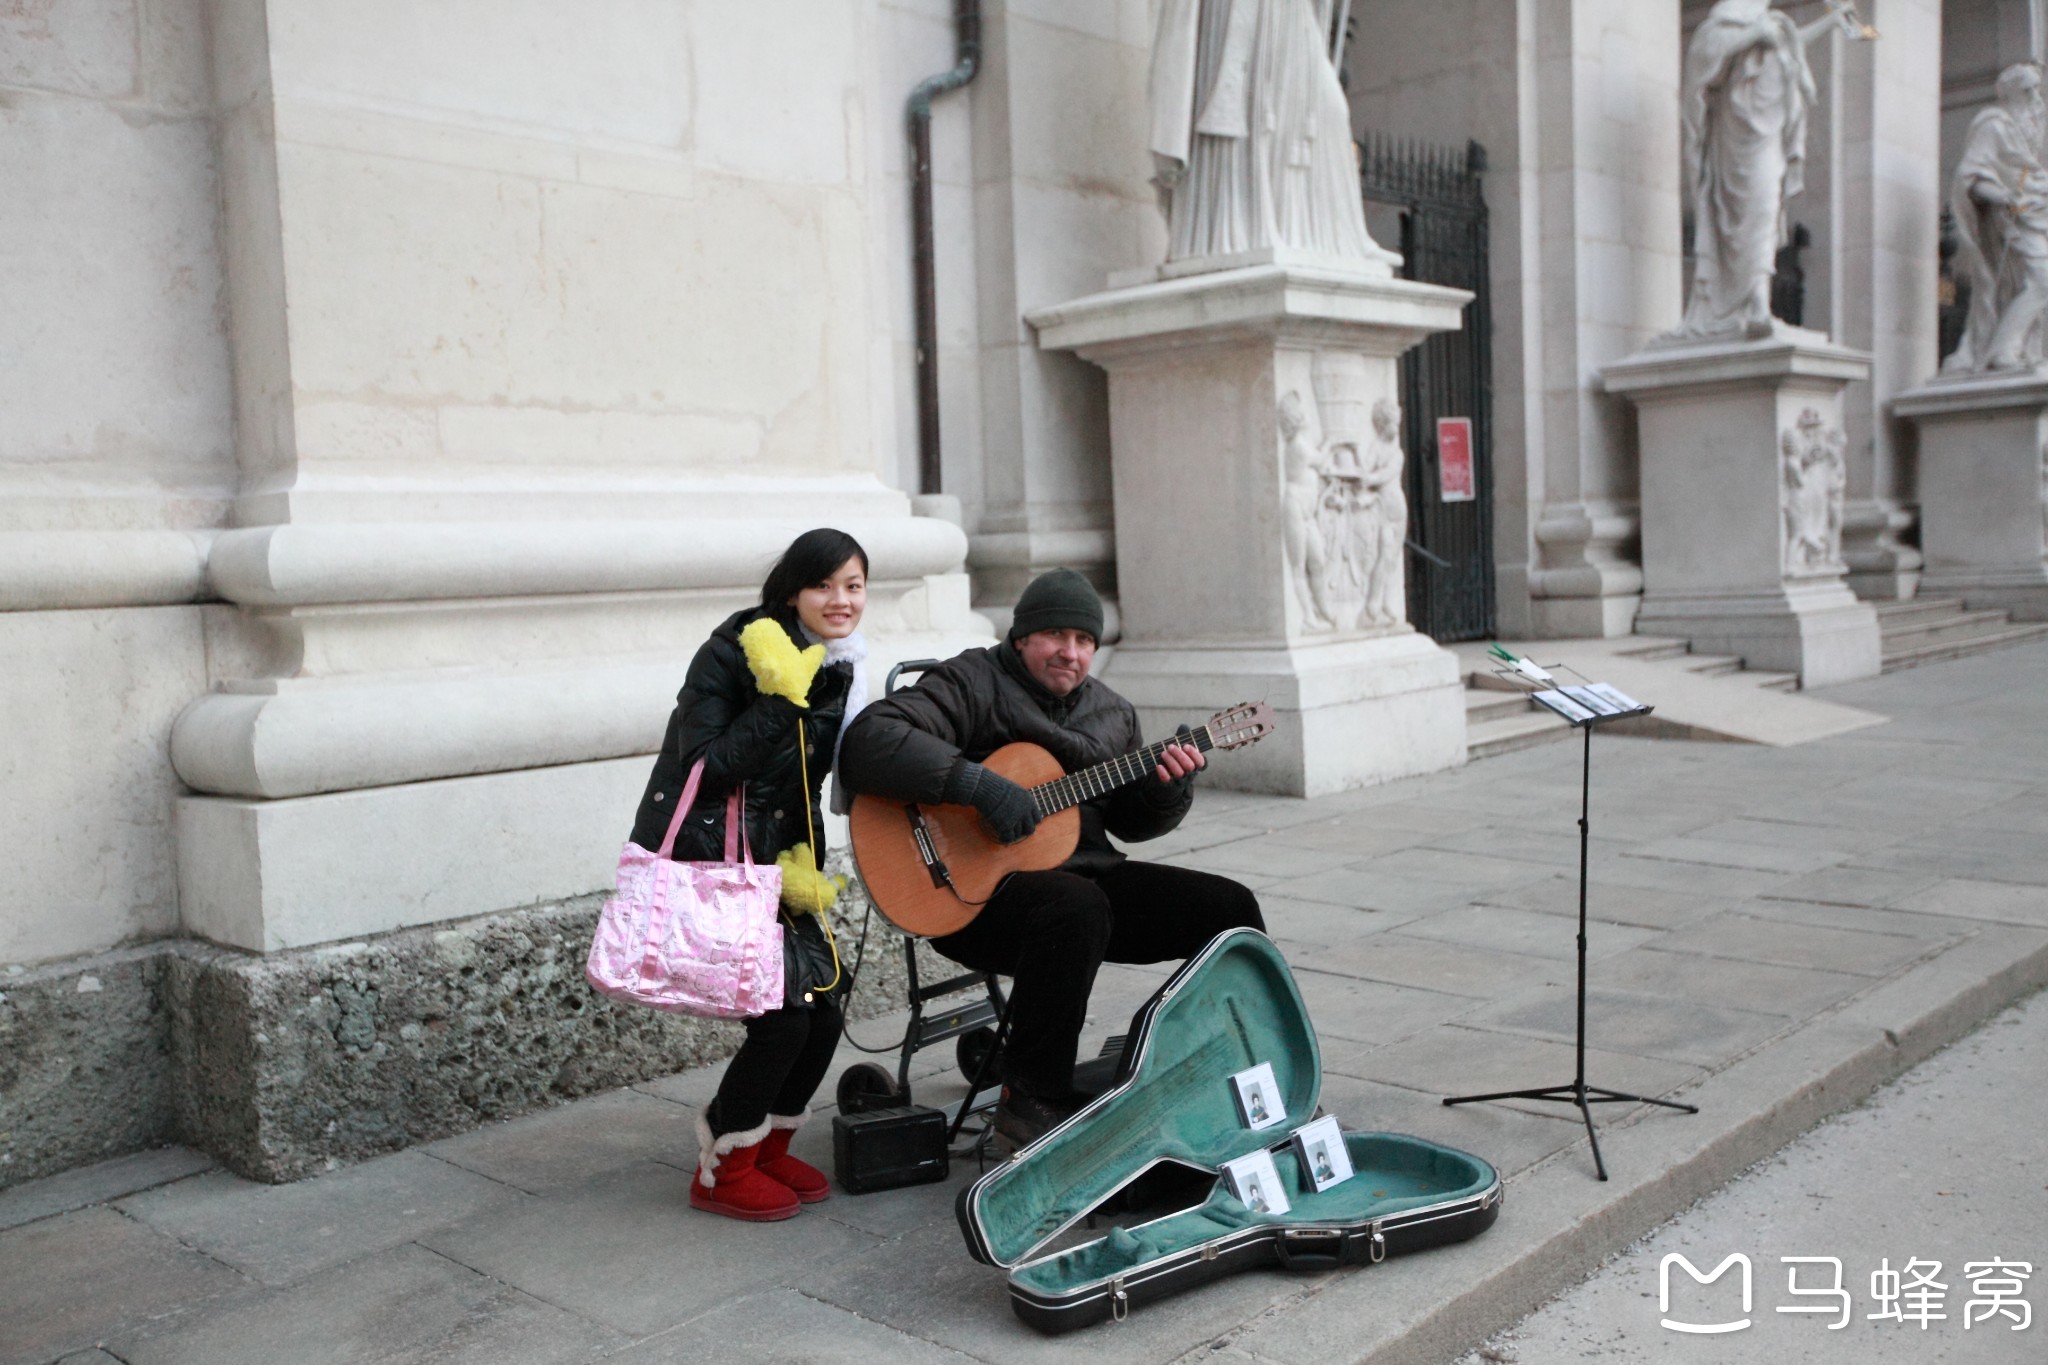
[{"xmin": 838, "ymin": 568, "xmax": 1265, "ymax": 1146}]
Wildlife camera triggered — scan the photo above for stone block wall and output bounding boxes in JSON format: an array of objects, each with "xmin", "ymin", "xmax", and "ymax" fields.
[{"xmin": 3, "ymin": 858, "xmax": 931, "ymax": 1188}]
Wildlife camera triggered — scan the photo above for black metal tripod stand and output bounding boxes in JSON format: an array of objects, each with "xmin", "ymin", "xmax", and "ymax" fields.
[{"xmin": 1442, "ymin": 708, "xmax": 1698, "ymax": 1181}]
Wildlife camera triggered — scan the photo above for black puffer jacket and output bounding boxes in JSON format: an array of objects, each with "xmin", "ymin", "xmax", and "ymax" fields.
[
  {"xmin": 629, "ymin": 605, "xmax": 848, "ymax": 869},
  {"xmin": 836, "ymin": 643, "xmax": 1192, "ymax": 876}
]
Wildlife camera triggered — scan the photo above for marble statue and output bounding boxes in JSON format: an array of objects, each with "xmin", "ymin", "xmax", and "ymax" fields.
[
  {"xmin": 1666, "ymin": 0, "xmax": 1843, "ymax": 344},
  {"xmin": 1148, "ymin": 0, "xmax": 1398, "ymax": 268},
  {"xmin": 1359, "ymin": 397, "xmax": 1409, "ymax": 625},
  {"xmin": 1781, "ymin": 407, "xmax": 1846, "ymax": 573},
  {"xmin": 1279, "ymin": 392, "xmax": 1337, "ymax": 630},
  {"xmin": 1944, "ymin": 63, "xmax": 2048, "ymax": 374}
]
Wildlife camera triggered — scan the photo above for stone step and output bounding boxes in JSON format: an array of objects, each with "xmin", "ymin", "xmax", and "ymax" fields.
[
  {"xmin": 1683, "ymin": 653, "xmax": 1744, "ymax": 678},
  {"xmin": 1614, "ymin": 639, "xmax": 1690, "ymax": 663},
  {"xmin": 1882, "ymin": 620, "xmax": 2048, "ymax": 672},
  {"xmin": 1880, "ymin": 606, "xmax": 2021, "ymax": 648},
  {"xmin": 1465, "ymin": 687, "xmax": 1536, "ymax": 724},
  {"xmin": 1872, "ymin": 596, "xmax": 1968, "ymax": 624},
  {"xmin": 1466, "ymin": 707, "xmax": 1575, "ymax": 760},
  {"xmin": 1751, "ymin": 670, "xmax": 1801, "ymax": 693}
]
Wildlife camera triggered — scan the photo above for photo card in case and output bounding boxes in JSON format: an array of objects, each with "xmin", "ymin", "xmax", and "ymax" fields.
[
  {"xmin": 1219, "ymin": 1148, "xmax": 1291, "ymax": 1216},
  {"xmin": 1289, "ymin": 1114, "xmax": 1355, "ymax": 1193},
  {"xmin": 1229, "ymin": 1061, "xmax": 1286, "ymax": 1131}
]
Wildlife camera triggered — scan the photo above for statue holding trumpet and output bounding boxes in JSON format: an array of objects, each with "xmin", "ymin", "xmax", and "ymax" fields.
[{"xmin": 1663, "ymin": 1, "xmax": 1878, "ymax": 346}]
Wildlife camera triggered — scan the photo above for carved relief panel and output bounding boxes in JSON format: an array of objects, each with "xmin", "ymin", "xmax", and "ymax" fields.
[
  {"xmin": 1280, "ymin": 350, "xmax": 1410, "ymax": 633},
  {"xmin": 1781, "ymin": 407, "xmax": 1847, "ymax": 576}
]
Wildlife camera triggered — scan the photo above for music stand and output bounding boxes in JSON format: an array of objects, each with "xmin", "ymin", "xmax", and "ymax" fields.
[{"xmin": 1441, "ymin": 663, "xmax": 1699, "ymax": 1181}]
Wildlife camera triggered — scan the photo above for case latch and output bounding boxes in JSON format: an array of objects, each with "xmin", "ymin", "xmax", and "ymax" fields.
[
  {"xmin": 1368, "ymin": 1218, "xmax": 1388, "ymax": 1263},
  {"xmin": 1110, "ymin": 1275, "xmax": 1129, "ymax": 1322}
]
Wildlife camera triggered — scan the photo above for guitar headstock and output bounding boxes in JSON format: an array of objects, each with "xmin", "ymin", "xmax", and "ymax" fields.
[{"xmin": 1205, "ymin": 701, "xmax": 1277, "ymax": 750}]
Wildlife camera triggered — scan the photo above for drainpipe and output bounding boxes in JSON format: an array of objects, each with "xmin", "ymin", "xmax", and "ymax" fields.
[{"xmin": 907, "ymin": 0, "xmax": 981, "ymax": 496}]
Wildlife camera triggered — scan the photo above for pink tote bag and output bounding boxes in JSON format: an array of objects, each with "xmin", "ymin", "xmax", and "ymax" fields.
[{"xmin": 585, "ymin": 759, "xmax": 785, "ymax": 1018}]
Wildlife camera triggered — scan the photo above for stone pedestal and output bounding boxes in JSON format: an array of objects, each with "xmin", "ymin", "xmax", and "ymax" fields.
[
  {"xmin": 1028, "ymin": 264, "xmax": 1471, "ymax": 797},
  {"xmin": 1893, "ymin": 372, "xmax": 2048, "ymax": 619},
  {"xmin": 1604, "ymin": 335, "xmax": 1881, "ymax": 688}
]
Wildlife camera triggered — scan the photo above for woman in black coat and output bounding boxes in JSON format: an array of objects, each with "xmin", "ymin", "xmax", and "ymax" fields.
[{"xmin": 628, "ymin": 527, "xmax": 868, "ymax": 1221}]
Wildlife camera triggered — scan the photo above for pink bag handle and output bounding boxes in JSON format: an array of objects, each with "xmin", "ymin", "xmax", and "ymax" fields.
[{"xmin": 655, "ymin": 758, "xmax": 754, "ymax": 866}]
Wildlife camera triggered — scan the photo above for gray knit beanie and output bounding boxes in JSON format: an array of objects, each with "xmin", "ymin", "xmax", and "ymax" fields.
[{"xmin": 1007, "ymin": 568, "xmax": 1104, "ymax": 644}]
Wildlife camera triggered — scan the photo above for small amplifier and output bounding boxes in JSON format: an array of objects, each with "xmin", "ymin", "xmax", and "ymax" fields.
[{"xmin": 832, "ymin": 1104, "xmax": 949, "ymax": 1194}]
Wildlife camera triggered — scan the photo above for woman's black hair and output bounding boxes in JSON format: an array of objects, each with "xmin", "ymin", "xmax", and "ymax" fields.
[{"xmin": 760, "ymin": 527, "xmax": 869, "ymax": 608}]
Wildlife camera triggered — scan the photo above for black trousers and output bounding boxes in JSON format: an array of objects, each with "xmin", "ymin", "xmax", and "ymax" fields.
[
  {"xmin": 931, "ymin": 860, "xmax": 1263, "ymax": 1096},
  {"xmin": 710, "ymin": 995, "xmax": 843, "ymax": 1136}
]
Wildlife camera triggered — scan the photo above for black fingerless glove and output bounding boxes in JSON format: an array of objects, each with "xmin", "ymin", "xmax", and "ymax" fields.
[
  {"xmin": 943, "ymin": 760, "xmax": 1041, "ymax": 845},
  {"xmin": 1142, "ymin": 724, "xmax": 1201, "ymax": 808}
]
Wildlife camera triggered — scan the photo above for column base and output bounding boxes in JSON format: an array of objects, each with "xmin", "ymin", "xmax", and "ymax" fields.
[
  {"xmin": 1101, "ymin": 630, "xmax": 1465, "ymax": 798},
  {"xmin": 1528, "ymin": 591, "xmax": 1643, "ymax": 640},
  {"xmin": 1845, "ymin": 569, "xmax": 1922, "ymax": 602},
  {"xmin": 1636, "ymin": 583, "xmax": 1881, "ymax": 687},
  {"xmin": 176, "ymin": 758, "xmax": 648, "ymax": 953}
]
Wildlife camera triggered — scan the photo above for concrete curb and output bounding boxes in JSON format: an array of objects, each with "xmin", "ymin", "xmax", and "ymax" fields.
[{"xmin": 1332, "ymin": 925, "xmax": 2048, "ymax": 1365}]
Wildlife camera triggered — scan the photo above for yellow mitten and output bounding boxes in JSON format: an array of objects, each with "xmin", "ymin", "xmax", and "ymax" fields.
[
  {"xmin": 739, "ymin": 618, "xmax": 825, "ymax": 707},
  {"xmin": 776, "ymin": 844, "xmax": 845, "ymax": 915}
]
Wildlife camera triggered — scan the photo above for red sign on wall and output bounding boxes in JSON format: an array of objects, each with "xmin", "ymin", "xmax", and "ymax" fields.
[{"xmin": 1437, "ymin": 417, "xmax": 1475, "ymax": 503}]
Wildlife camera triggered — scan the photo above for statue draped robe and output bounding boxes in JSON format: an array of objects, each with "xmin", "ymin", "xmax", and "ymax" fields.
[
  {"xmin": 1148, "ymin": 0, "xmax": 1391, "ymax": 266},
  {"xmin": 1672, "ymin": 3, "xmax": 1817, "ymax": 341},
  {"xmin": 1944, "ymin": 100, "xmax": 2048, "ymax": 373}
]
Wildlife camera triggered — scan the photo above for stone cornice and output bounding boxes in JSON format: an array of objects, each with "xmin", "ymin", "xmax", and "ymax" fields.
[
  {"xmin": 1892, "ymin": 370, "xmax": 2048, "ymax": 419},
  {"xmin": 1026, "ymin": 263, "xmax": 1471, "ymax": 361},
  {"xmin": 1602, "ymin": 333, "xmax": 1874, "ymax": 397}
]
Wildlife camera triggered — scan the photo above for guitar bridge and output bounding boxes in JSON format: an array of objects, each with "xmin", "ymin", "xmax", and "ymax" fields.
[{"xmin": 905, "ymin": 804, "xmax": 954, "ymax": 890}]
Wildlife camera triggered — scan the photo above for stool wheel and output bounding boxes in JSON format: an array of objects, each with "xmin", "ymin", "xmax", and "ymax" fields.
[{"xmin": 955, "ymin": 1026, "xmax": 1003, "ymax": 1085}]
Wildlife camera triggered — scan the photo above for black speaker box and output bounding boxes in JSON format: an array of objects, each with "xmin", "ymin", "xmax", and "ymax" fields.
[{"xmin": 832, "ymin": 1104, "xmax": 949, "ymax": 1194}]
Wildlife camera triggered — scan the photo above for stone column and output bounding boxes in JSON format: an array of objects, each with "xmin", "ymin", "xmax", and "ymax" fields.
[
  {"xmin": 166, "ymin": 0, "xmax": 992, "ymax": 953},
  {"xmin": 1345, "ymin": 0, "xmax": 1685, "ymax": 639},
  {"xmin": 1894, "ymin": 375, "xmax": 2048, "ymax": 619},
  {"xmin": 1835, "ymin": 0, "xmax": 1943, "ymax": 600},
  {"xmin": 1604, "ymin": 337, "xmax": 1881, "ymax": 686},
  {"xmin": 961, "ymin": 0, "xmax": 1160, "ymax": 629},
  {"xmin": 1031, "ymin": 264, "xmax": 1471, "ymax": 797}
]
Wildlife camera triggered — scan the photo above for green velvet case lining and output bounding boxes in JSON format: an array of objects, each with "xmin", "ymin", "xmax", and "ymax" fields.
[
  {"xmin": 967, "ymin": 932, "xmax": 1322, "ymax": 1268},
  {"xmin": 1010, "ymin": 1133, "xmax": 1497, "ymax": 1294}
]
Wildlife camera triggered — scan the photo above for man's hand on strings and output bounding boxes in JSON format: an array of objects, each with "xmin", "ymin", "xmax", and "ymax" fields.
[{"xmin": 1155, "ymin": 740, "xmax": 1206, "ymax": 785}]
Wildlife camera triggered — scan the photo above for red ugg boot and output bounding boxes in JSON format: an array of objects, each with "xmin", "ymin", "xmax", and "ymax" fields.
[
  {"xmin": 690, "ymin": 1113, "xmax": 800, "ymax": 1222},
  {"xmin": 756, "ymin": 1110, "xmax": 831, "ymax": 1203}
]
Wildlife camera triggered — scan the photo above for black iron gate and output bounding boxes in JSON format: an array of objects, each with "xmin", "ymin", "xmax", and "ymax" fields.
[{"xmin": 1359, "ymin": 135, "xmax": 1495, "ymax": 642}]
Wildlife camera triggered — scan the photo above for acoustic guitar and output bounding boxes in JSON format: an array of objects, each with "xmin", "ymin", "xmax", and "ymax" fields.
[{"xmin": 849, "ymin": 702, "xmax": 1277, "ymax": 937}]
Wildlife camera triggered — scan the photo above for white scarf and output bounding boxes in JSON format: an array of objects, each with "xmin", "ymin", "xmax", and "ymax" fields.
[{"xmin": 822, "ymin": 631, "xmax": 868, "ymax": 814}]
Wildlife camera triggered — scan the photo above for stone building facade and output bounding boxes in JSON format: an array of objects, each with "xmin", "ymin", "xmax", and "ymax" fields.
[{"xmin": 0, "ymin": 0, "xmax": 2032, "ymax": 1184}]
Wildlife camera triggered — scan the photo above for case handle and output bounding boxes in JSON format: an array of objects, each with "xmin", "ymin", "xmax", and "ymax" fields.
[{"xmin": 1273, "ymin": 1226, "xmax": 1347, "ymax": 1271}]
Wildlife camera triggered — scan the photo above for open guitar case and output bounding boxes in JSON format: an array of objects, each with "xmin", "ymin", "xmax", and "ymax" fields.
[{"xmin": 954, "ymin": 928, "xmax": 1502, "ymax": 1333}]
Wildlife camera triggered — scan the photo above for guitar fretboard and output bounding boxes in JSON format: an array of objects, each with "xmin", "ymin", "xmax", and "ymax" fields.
[{"xmin": 1029, "ymin": 725, "xmax": 1217, "ymax": 817}]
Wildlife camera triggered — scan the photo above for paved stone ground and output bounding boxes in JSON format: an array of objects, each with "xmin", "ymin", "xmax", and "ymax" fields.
[
  {"xmin": 6, "ymin": 643, "xmax": 2048, "ymax": 1365},
  {"xmin": 1450, "ymin": 985, "xmax": 2047, "ymax": 1363}
]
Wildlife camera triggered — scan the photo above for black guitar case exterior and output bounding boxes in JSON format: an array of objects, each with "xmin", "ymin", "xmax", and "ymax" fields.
[{"xmin": 954, "ymin": 929, "xmax": 1502, "ymax": 1333}]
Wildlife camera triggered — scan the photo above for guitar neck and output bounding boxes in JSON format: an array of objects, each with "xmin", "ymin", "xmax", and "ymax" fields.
[{"xmin": 1030, "ymin": 725, "xmax": 1216, "ymax": 817}]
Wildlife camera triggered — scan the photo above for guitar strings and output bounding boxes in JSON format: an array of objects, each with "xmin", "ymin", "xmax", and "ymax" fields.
[{"xmin": 1028, "ymin": 722, "xmax": 1224, "ymax": 817}]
